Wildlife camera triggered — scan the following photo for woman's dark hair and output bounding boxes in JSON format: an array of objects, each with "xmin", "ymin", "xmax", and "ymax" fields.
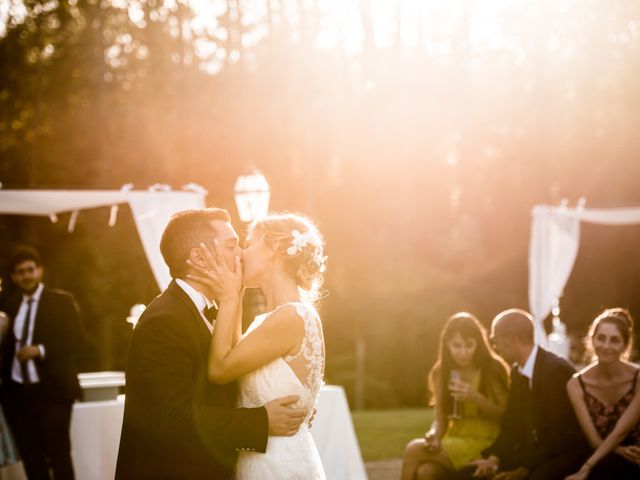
[
  {"xmin": 428, "ymin": 312, "xmax": 509, "ymax": 415},
  {"xmin": 588, "ymin": 307, "xmax": 635, "ymax": 360}
]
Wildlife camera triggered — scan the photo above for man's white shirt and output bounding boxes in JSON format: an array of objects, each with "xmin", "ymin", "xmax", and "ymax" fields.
[
  {"xmin": 176, "ymin": 279, "xmax": 216, "ymax": 333},
  {"xmin": 518, "ymin": 344, "xmax": 539, "ymax": 389},
  {"xmin": 11, "ymin": 283, "xmax": 46, "ymax": 383}
]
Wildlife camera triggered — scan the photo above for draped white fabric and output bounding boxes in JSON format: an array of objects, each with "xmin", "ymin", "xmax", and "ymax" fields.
[
  {"xmin": 528, "ymin": 205, "xmax": 582, "ymax": 345},
  {"xmin": 528, "ymin": 204, "xmax": 640, "ymax": 344},
  {"xmin": 0, "ymin": 189, "xmax": 205, "ymax": 289},
  {"xmin": 126, "ymin": 191, "xmax": 204, "ymax": 289}
]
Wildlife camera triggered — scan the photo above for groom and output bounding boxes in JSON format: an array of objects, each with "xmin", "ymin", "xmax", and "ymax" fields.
[{"xmin": 115, "ymin": 208, "xmax": 307, "ymax": 479}]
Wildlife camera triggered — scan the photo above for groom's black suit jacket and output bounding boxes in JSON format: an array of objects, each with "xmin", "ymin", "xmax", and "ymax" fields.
[
  {"xmin": 482, "ymin": 347, "xmax": 588, "ymax": 474},
  {"xmin": 115, "ymin": 280, "xmax": 268, "ymax": 479}
]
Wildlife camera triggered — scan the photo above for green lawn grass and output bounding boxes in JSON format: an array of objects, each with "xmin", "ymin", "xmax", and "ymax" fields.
[{"xmin": 352, "ymin": 408, "xmax": 433, "ymax": 462}]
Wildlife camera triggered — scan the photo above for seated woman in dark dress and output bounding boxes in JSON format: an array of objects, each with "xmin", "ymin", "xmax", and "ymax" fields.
[{"xmin": 566, "ymin": 308, "xmax": 640, "ymax": 480}]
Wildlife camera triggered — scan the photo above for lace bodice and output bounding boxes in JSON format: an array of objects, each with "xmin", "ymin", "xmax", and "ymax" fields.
[
  {"xmin": 237, "ymin": 302, "xmax": 325, "ymax": 420},
  {"xmin": 234, "ymin": 302, "xmax": 326, "ymax": 479},
  {"xmin": 283, "ymin": 303, "xmax": 325, "ymax": 398}
]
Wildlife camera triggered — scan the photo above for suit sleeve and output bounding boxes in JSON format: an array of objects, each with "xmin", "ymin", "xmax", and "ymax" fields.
[
  {"xmin": 132, "ymin": 314, "xmax": 268, "ymax": 457},
  {"xmin": 524, "ymin": 359, "xmax": 579, "ymax": 470},
  {"xmin": 482, "ymin": 369, "xmax": 518, "ymax": 462}
]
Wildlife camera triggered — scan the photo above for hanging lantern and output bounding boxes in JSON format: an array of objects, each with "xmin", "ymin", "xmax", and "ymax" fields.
[{"xmin": 234, "ymin": 171, "xmax": 271, "ymax": 223}]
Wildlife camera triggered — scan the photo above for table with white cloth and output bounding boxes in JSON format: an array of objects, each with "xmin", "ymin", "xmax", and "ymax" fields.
[
  {"xmin": 310, "ymin": 385, "xmax": 368, "ymax": 480},
  {"xmin": 68, "ymin": 381, "xmax": 367, "ymax": 480}
]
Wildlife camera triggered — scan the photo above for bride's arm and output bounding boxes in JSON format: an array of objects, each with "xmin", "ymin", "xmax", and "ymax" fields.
[
  {"xmin": 232, "ymin": 298, "xmax": 242, "ymax": 346},
  {"xmin": 209, "ymin": 305, "xmax": 304, "ymax": 384},
  {"xmin": 190, "ymin": 240, "xmax": 305, "ymax": 384}
]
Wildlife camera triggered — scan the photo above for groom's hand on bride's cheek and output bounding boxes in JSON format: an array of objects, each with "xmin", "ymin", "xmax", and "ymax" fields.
[
  {"xmin": 265, "ymin": 395, "xmax": 307, "ymax": 436},
  {"xmin": 187, "ymin": 242, "xmax": 242, "ymax": 300}
]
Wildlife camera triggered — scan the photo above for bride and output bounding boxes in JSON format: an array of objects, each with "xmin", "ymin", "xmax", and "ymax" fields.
[{"xmin": 192, "ymin": 212, "xmax": 327, "ymax": 480}]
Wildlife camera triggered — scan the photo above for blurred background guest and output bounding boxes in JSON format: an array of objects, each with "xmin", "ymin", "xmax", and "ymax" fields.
[
  {"xmin": 0, "ymin": 311, "xmax": 19, "ymax": 471},
  {"xmin": 401, "ymin": 313, "xmax": 509, "ymax": 480},
  {"xmin": 565, "ymin": 308, "xmax": 640, "ymax": 480},
  {"xmin": 0, "ymin": 246, "xmax": 85, "ymax": 480},
  {"xmin": 568, "ymin": 334, "xmax": 588, "ymax": 370}
]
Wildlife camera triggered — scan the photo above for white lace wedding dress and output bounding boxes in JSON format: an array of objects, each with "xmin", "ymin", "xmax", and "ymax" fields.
[{"xmin": 235, "ymin": 302, "xmax": 326, "ymax": 480}]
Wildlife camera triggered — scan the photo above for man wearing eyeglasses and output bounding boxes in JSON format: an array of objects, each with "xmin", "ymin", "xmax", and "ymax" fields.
[{"xmin": 458, "ymin": 309, "xmax": 589, "ymax": 480}]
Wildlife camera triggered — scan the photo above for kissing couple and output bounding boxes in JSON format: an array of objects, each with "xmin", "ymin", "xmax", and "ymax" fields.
[{"xmin": 115, "ymin": 208, "xmax": 328, "ymax": 479}]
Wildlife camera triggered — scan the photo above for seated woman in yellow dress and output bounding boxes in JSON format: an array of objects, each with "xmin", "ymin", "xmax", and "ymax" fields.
[{"xmin": 401, "ymin": 312, "xmax": 509, "ymax": 480}]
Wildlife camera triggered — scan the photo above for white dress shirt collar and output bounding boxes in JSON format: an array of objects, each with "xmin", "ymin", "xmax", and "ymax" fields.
[
  {"xmin": 24, "ymin": 283, "xmax": 44, "ymax": 303},
  {"xmin": 518, "ymin": 344, "xmax": 539, "ymax": 388},
  {"xmin": 175, "ymin": 279, "xmax": 216, "ymax": 333}
]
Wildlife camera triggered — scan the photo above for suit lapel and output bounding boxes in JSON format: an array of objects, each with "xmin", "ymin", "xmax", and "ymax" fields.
[
  {"xmin": 529, "ymin": 348, "xmax": 550, "ymax": 433},
  {"xmin": 32, "ymin": 288, "xmax": 49, "ymax": 341},
  {"xmin": 531, "ymin": 347, "xmax": 547, "ymax": 396}
]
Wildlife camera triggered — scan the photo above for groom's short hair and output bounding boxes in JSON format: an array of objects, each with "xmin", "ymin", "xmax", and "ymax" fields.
[{"xmin": 160, "ymin": 208, "xmax": 231, "ymax": 278}]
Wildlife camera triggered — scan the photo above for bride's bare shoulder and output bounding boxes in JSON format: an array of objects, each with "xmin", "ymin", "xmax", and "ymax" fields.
[{"xmin": 263, "ymin": 304, "xmax": 306, "ymax": 331}]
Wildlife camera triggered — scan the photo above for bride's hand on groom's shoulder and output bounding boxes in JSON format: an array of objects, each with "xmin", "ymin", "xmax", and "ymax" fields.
[
  {"xmin": 265, "ymin": 395, "xmax": 307, "ymax": 436},
  {"xmin": 187, "ymin": 240, "xmax": 242, "ymax": 302}
]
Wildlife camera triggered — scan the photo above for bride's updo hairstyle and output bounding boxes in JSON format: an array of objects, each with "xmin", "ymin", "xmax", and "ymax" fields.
[{"xmin": 248, "ymin": 213, "xmax": 327, "ymax": 302}]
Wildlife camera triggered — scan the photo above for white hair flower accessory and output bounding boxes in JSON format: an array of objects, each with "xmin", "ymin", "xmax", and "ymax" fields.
[
  {"xmin": 286, "ymin": 229, "xmax": 327, "ymax": 271},
  {"xmin": 286, "ymin": 230, "xmax": 314, "ymax": 255}
]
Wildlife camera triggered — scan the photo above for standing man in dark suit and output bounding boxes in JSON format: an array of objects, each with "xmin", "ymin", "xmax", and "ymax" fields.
[
  {"xmin": 1, "ymin": 246, "xmax": 84, "ymax": 480},
  {"xmin": 458, "ymin": 309, "xmax": 588, "ymax": 480},
  {"xmin": 115, "ymin": 208, "xmax": 307, "ymax": 479}
]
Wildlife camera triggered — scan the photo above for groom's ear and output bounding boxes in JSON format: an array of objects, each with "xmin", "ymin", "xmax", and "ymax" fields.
[{"xmin": 188, "ymin": 247, "xmax": 207, "ymax": 269}]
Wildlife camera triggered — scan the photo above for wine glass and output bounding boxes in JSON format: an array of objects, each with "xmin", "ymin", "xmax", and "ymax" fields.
[
  {"xmin": 448, "ymin": 370, "xmax": 462, "ymax": 420},
  {"xmin": 0, "ymin": 311, "xmax": 8, "ymax": 343}
]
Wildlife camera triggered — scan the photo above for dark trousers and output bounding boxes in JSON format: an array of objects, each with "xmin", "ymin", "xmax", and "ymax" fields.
[
  {"xmin": 2, "ymin": 382, "xmax": 75, "ymax": 480},
  {"xmin": 455, "ymin": 455, "xmax": 582, "ymax": 480},
  {"xmin": 589, "ymin": 452, "xmax": 640, "ymax": 480}
]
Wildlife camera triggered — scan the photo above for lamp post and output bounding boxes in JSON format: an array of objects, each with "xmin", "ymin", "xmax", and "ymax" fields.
[
  {"xmin": 234, "ymin": 171, "xmax": 271, "ymax": 327},
  {"xmin": 234, "ymin": 171, "xmax": 270, "ymax": 223}
]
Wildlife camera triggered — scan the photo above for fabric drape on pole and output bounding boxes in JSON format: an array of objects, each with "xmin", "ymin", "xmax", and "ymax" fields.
[
  {"xmin": 528, "ymin": 204, "xmax": 640, "ymax": 345},
  {"xmin": 0, "ymin": 189, "xmax": 205, "ymax": 290},
  {"xmin": 126, "ymin": 191, "xmax": 204, "ymax": 289}
]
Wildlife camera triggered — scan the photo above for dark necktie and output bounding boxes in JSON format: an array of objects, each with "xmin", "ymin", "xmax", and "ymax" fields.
[
  {"xmin": 203, "ymin": 305, "xmax": 218, "ymax": 322},
  {"xmin": 19, "ymin": 298, "xmax": 33, "ymax": 385}
]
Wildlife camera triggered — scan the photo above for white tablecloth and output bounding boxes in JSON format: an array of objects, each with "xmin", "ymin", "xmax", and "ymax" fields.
[
  {"xmin": 69, "ymin": 385, "xmax": 366, "ymax": 480},
  {"xmin": 71, "ymin": 400, "xmax": 125, "ymax": 480},
  {"xmin": 311, "ymin": 385, "xmax": 368, "ymax": 480}
]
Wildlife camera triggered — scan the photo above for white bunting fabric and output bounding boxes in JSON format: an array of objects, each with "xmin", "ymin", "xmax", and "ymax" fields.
[
  {"xmin": 529, "ymin": 204, "xmax": 640, "ymax": 346},
  {"xmin": 0, "ymin": 189, "xmax": 205, "ymax": 289}
]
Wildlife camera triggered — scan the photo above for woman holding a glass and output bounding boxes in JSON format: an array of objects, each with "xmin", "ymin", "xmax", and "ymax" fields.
[{"xmin": 401, "ymin": 313, "xmax": 509, "ymax": 480}]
